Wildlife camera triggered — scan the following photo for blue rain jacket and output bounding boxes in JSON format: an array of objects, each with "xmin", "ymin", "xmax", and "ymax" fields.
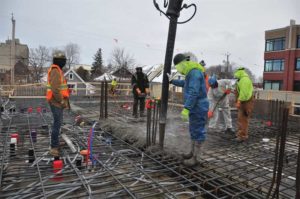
[{"xmin": 172, "ymin": 65, "xmax": 209, "ymax": 142}]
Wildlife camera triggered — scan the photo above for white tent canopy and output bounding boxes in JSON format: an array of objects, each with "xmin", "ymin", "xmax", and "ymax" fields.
[{"xmin": 94, "ymin": 73, "xmax": 117, "ymax": 81}]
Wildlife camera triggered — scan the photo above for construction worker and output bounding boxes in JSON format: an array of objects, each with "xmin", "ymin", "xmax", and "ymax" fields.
[
  {"xmin": 234, "ymin": 67, "xmax": 254, "ymax": 142},
  {"xmin": 169, "ymin": 53, "xmax": 208, "ymax": 167},
  {"xmin": 46, "ymin": 50, "xmax": 70, "ymax": 157},
  {"xmin": 207, "ymin": 76, "xmax": 234, "ymax": 134},
  {"xmin": 131, "ymin": 67, "xmax": 150, "ymax": 118},
  {"xmin": 110, "ymin": 78, "xmax": 117, "ymax": 95}
]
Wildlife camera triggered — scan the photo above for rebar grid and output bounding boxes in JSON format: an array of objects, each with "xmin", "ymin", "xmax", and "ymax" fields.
[{"xmin": 1, "ymin": 97, "xmax": 300, "ymax": 199}]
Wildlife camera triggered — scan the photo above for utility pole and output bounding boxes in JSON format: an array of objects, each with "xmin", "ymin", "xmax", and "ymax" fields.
[
  {"xmin": 225, "ymin": 52, "xmax": 231, "ymax": 76},
  {"xmin": 10, "ymin": 14, "xmax": 16, "ymax": 85}
]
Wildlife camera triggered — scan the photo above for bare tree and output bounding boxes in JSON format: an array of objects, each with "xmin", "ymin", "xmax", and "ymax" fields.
[
  {"xmin": 206, "ymin": 64, "xmax": 235, "ymax": 79},
  {"xmin": 206, "ymin": 62, "xmax": 256, "ymax": 81},
  {"xmin": 28, "ymin": 46, "xmax": 50, "ymax": 83},
  {"xmin": 109, "ymin": 47, "xmax": 135, "ymax": 70},
  {"xmin": 65, "ymin": 43, "xmax": 80, "ymax": 69}
]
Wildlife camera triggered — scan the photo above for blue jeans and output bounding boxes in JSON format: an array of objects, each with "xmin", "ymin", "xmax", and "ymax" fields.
[{"xmin": 50, "ymin": 105, "xmax": 63, "ymax": 148}]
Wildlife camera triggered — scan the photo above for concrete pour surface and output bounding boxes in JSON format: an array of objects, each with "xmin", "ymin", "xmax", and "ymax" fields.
[{"xmin": 71, "ymin": 101, "xmax": 242, "ymax": 156}]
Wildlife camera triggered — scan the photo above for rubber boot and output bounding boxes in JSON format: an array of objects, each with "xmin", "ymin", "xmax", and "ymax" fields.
[
  {"xmin": 226, "ymin": 128, "xmax": 234, "ymax": 134},
  {"xmin": 181, "ymin": 140, "xmax": 195, "ymax": 159},
  {"xmin": 225, "ymin": 128, "xmax": 236, "ymax": 139},
  {"xmin": 183, "ymin": 142, "xmax": 201, "ymax": 167}
]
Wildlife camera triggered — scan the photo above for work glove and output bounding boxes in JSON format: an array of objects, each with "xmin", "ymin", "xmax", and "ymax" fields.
[
  {"xmin": 166, "ymin": 73, "xmax": 173, "ymax": 83},
  {"xmin": 139, "ymin": 93, "xmax": 146, "ymax": 98},
  {"xmin": 235, "ymin": 100, "xmax": 241, "ymax": 109},
  {"xmin": 208, "ymin": 111, "xmax": 213, "ymax": 119},
  {"xmin": 145, "ymin": 88, "xmax": 150, "ymax": 96},
  {"xmin": 60, "ymin": 100, "xmax": 68, "ymax": 108},
  {"xmin": 224, "ymin": 89, "xmax": 231, "ymax": 95},
  {"xmin": 136, "ymin": 88, "xmax": 141, "ymax": 95},
  {"xmin": 181, "ymin": 108, "xmax": 189, "ymax": 122}
]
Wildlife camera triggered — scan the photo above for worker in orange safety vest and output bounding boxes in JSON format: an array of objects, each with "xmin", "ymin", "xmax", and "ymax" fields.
[{"xmin": 46, "ymin": 50, "xmax": 70, "ymax": 157}]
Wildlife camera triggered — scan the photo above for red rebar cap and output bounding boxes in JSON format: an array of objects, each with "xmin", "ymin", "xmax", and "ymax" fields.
[
  {"xmin": 28, "ymin": 107, "xmax": 33, "ymax": 113},
  {"xmin": 11, "ymin": 134, "xmax": 19, "ymax": 143},
  {"xmin": 53, "ymin": 160, "xmax": 63, "ymax": 170}
]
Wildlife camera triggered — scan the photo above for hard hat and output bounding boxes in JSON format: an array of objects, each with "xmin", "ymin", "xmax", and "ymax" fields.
[
  {"xmin": 236, "ymin": 66, "xmax": 245, "ymax": 71},
  {"xmin": 173, "ymin": 53, "xmax": 187, "ymax": 65},
  {"xmin": 53, "ymin": 50, "xmax": 66, "ymax": 59},
  {"xmin": 208, "ymin": 76, "xmax": 217, "ymax": 86}
]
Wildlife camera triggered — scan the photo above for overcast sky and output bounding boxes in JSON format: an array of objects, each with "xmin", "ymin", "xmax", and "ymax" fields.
[{"xmin": 1, "ymin": 0, "xmax": 299, "ymax": 77}]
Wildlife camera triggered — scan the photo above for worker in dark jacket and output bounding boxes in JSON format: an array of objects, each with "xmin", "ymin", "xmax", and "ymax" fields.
[{"xmin": 131, "ymin": 67, "xmax": 149, "ymax": 118}]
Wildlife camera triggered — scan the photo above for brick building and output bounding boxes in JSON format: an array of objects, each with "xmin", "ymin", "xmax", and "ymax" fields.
[{"xmin": 263, "ymin": 20, "xmax": 300, "ymax": 91}]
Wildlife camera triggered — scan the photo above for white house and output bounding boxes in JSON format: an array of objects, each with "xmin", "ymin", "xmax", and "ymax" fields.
[{"xmin": 64, "ymin": 68, "xmax": 95, "ymax": 95}]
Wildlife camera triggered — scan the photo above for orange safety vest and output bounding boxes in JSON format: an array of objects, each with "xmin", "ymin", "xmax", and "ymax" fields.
[{"xmin": 46, "ymin": 64, "xmax": 69, "ymax": 101}]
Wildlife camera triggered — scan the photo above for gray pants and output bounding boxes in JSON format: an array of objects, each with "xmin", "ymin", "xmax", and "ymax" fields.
[
  {"xmin": 208, "ymin": 107, "xmax": 232, "ymax": 130},
  {"xmin": 133, "ymin": 97, "xmax": 145, "ymax": 117}
]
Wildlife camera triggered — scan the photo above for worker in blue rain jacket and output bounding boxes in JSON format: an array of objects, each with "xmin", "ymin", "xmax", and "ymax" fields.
[{"xmin": 168, "ymin": 53, "xmax": 209, "ymax": 167}]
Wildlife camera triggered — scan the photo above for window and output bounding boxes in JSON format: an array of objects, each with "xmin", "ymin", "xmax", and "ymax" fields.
[
  {"xmin": 296, "ymin": 58, "xmax": 300, "ymax": 71},
  {"xmin": 294, "ymin": 81, "xmax": 300, "ymax": 91},
  {"xmin": 264, "ymin": 59, "xmax": 285, "ymax": 72},
  {"xmin": 265, "ymin": 38, "xmax": 285, "ymax": 51},
  {"xmin": 69, "ymin": 73, "xmax": 73, "ymax": 80},
  {"xmin": 297, "ymin": 35, "xmax": 300, "ymax": 48},
  {"xmin": 263, "ymin": 80, "xmax": 282, "ymax": 90}
]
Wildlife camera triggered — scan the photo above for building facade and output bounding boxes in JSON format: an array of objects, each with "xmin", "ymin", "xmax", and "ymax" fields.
[
  {"xmin": 0, "ymin": 39, "xmax": 29, "ymax": 83},
  {"xmin": 263, "ymin": 20, "xmax": 300, "ymax": 91}
]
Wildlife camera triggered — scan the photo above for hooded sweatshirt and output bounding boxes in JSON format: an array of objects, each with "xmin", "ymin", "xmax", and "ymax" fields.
[
  {"xmin": 234, "ymin": 69, "xmax": 253, "ymax": 101},
  {"xmin": 172, "ymin": 61, "xmax": 207, "ymax": 110}
]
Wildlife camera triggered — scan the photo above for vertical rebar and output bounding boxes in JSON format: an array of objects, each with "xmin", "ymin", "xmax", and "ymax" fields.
[
  {"xmin": 105, "ymin": 80, "xmax": 108, "ymax": 119},
  {"xmin": 267, "ymin": 106, "xmax": 288, "ymax": 199},
  {"xmin": 274, "ymin": 100, "xmax": 278, "ymax": 127},
  {"xmin": 146, "ymin": 105, "xmax": 151, "ymax": 147},
  {"xmin": 296, "ymin": 139, "xmax": 300, "ymax": 199},
  {"xmin": 151, "ymin": 100, "xmax": 156, "ymax": 145},
  {"xmin": 100, "ymin": 82, "xmax": 104, "ymax": 119},
  {"xmin": 153, "ymin": 100, "xmax": 160, "ymax": 145},
  {"xmin": 273, "ymin": 107, "xmax": 289, "ymax": 199}
]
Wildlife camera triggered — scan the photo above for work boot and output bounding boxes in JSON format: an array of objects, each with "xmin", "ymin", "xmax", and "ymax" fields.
[
  {"xmin": 224, "ymin": 128, "xmax": 236, "ymax": 139},
  {"xmin": 183, "ymin": 141, "xmax": 202, "ymax": 167},
  {"xmin": 49, "ymin": 148, "xmax": 59, "ymax": 157},
  {"xmin": 233, "ymin": 138, "xmax": 247, "ymax": 143},
  {"xmin": 181, "ymin": 140, "xmax": 195, "ymax": 159},
  {"xmin": 226, "ymin": 128, "xmax": 234, "ymax": 134}
]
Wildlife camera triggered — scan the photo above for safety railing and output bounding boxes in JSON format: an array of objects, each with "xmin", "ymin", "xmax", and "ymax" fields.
[{"xmin": 255, "ymin": 90, "xmax": 300, "ymax": 116}]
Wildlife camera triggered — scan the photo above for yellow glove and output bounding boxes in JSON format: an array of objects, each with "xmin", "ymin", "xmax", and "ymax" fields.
[{"xmin": 181, "ymin": 108, "xmax": 189, "ymax": 122}]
